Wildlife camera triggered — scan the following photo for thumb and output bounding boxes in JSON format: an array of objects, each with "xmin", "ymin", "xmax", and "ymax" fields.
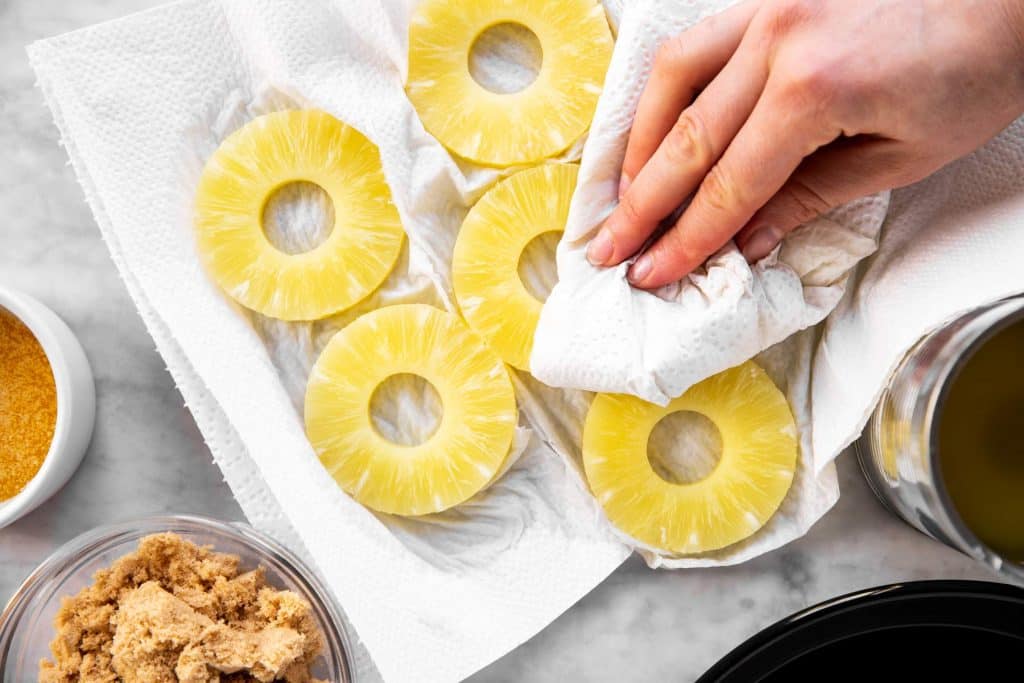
[{"xmin": 736, "ymin": 137, "xmax": 910, "ymax": 262}]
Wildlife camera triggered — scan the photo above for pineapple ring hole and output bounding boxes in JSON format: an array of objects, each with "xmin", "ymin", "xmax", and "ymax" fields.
[
  {"xmin": 647, "ymin": 410, "xmax": 724, "ymax": 485},
  {"xmin": 261, "ymin": 181, "xmax": 336, "ymax": 255},
  {"xmin": 517, "ymin": 230, "xmax": 561, "ymax": 302},
  {"xmin": 369, "ymin": 373, "xmax": 444, "ymax": 447},
  {"xmin": 468, "ymin": 22, "xmax": 543, "ymax": 94}
]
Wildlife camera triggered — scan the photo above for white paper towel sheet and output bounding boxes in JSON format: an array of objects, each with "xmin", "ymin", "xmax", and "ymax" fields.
[
  {"xmin": 28, "ymin": 0, "xmax": 1024, "ymax": 681},
  {"xmin": 29, "ymin": 2, "xmax": 632, "ymax": 682}
]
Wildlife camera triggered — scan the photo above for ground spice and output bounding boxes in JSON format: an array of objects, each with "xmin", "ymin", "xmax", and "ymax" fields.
[{"xmin": 0, "ymin": 306, "xmax": 58, "ymax": 501}]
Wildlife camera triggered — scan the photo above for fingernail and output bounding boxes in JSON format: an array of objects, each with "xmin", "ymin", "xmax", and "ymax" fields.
[
  {"xmin": 618, "ymin": 173, "xmax": 632, "ymax": 199},
  {"xmin": 587, "ymin": 229, "xmax": 615, "ymax": 265},
  {"xmin": 741, "ymin": 226, "xmax": 783, "ymax": 263},
  {"xmin": 628, "ymin": 255, "xmax": 652, "ymax": 284}
]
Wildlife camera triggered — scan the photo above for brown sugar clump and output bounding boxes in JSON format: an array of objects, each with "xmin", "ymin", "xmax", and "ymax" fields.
[
  {"xmin": 0, "ymin": 307, "xmax": 58, "ymax": 501},
  {"xmin": 39, "ymin": 533, "xmax": 329, "ymax": 683}
]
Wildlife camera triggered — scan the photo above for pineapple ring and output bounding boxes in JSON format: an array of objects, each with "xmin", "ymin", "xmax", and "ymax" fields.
[
  {"xmin": 406, "ymin": 0, "xmax": 614, "ymax": 166},
  {"xmin": 304, "ymin": 304, "xmax": 517, "ymax": 516},
  {"xmin": 583, "ymin": 362, "xmax": 798, "ymax": 555},
  {"xmin": 195, "ymin": 110, "xmax": 404, "ymax": 321},
  {"xmin": 453, "ymin": 164, "xmax": 577, "ymax": 371}
]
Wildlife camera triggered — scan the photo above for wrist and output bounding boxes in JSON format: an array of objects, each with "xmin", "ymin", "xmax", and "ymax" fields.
[{"xmin": 996, "ymin": 0, "xmax": 1024, "ymax": 107}]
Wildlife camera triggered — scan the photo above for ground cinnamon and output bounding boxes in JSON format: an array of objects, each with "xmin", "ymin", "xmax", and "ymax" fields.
[{"xmin": 0, "ymin": 306, "xmax": 58, "ymax": 501}]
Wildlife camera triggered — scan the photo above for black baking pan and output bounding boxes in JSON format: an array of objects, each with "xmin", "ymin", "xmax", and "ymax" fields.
[{"xmin": 698, "ymin": 580, "xmax": 1024, "ymax": 681}]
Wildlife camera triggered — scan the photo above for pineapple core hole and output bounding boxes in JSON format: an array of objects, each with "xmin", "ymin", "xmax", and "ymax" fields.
[
  {"xmin": 369, "ymin": 373, "xmax": 444, "ymax": 447},
  {"xmin": 517, "ymin": 231, "xmax": 561, "ymax": 302},
  {"xmin": 469, "ymin": 22, "xmax": 543, "ymax": 94},
  {"xmin": 647, "ymin": 411, "xmax": 723, "ymax": 485},
  {"xmin": 262, "ymin": 181, "xmax": 335, "ymax": 255}
]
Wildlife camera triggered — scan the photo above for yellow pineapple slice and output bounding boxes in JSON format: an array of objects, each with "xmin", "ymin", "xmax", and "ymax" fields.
[
  {"xmin": 453, "ymin": 163, "xmax": 576, "ymax": 371},
  {"xmin": 406, "ymin": 0, "xmax": 614, "ymax": 166},
  {"xmin": 583, "ymin": 362, "xmax": 798, "ymax": 554},
  {"xmin": 194, "ymin": 110, "xmax": 404, "ymax": 321},
  {"xmin": 304, "ymin": 304, "xmax": 517, "ymax": 516}
]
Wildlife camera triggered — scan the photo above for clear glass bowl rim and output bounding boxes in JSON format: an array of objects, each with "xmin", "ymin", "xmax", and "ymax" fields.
[{"xmin": 0, "ymin": 514, "xmax": 353, "ymax": 681}]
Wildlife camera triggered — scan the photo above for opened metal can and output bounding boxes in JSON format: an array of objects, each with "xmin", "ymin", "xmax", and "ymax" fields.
[{"xmin": 856, "ymin": 296, "xmax": 1024, "ymax": 583}]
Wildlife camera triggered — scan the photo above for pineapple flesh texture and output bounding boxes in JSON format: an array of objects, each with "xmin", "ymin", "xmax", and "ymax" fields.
[
  {"xmin": 195, "ymin": 110, "xmax": 404, "ymax": 321},
  {"xmin": 407, "ymin": 0, "xmax": 613, "ymax": 166},
  {"xmin": 304, "ymin": 304, "xmax": 518, "ymax": 516},
  {"xmin": 453, "ymin": 163, "xmax": 577, "ymax": 371},
  {"xmin": 584, "ymin": 362, "xmax": 798, "ymax": 554}
]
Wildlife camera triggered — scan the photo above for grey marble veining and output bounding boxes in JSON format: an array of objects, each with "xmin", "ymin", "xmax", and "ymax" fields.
[{"xmin": 0, "ymin": 2, "xmax": 1002, "ymax": 682}]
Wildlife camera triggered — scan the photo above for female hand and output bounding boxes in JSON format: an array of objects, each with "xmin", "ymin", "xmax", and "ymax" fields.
[{"xmin": 587, "ymin": 0, "xmax": 1024, "ymax": 289}]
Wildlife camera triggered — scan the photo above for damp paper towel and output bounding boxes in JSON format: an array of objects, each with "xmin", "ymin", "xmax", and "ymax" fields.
[{"xmin": 27, "ymin": 0, "xmax": 1024, "ymax": 680}]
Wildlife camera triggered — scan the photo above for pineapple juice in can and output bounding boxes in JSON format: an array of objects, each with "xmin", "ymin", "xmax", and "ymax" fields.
[{"xmin": 856, "ymin": 295, "xmax": 1024, "ymax": 583}]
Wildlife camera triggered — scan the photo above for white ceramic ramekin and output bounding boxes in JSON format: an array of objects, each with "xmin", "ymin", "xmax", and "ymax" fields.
[{"xmin": 0, "ymin": 286, "xmax": 95, "ymax": 528}]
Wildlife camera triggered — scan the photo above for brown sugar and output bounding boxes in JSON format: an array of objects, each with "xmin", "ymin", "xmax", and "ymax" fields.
[
  {"xmin": 0, "ymin": 306, "xmax": 58, "ymax": 501},
  {"xmin": 39, "ymin": 533, "xmax": 329, "ymax": 683}
]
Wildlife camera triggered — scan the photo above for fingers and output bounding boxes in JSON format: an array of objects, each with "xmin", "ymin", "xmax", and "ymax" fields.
[
  {"xmin": 627, "ymin": 87, "xmax": 838, "ymax": 288},
  {"xmin": 735, "ymin": 137, "xmax": 908, "ymax": 261},
  {"xmin": 620, "ymin": 0, "xmax": 759, "ymax": 194},
  {"xmin": 588, "ymin": 40, "xmax": 769, "ymax": 267}
]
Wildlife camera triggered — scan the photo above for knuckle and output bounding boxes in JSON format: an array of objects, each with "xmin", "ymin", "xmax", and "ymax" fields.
[
  {"xmin": 646, "ymin": 229, "xmax": 692, "ymax": 278},
  {"xmin": 783, "ymin": 178, "xmax": 832, "ymax": 223},
  {"xmin": 699, "ymin": 163, "xmax": 743, "ymax": 215},
  {"xmin": 664, "ymin": 111, "xmax": 714, "ymax": 168},
  {"xmin": 762, "ymin": 0, "xmax": 817, "ymax": 39},
  {"xmin": 661, "ymin": 228, "xmax": 698, "ymax": 266},
  {"xmin": 663, "ymin": 216, "xmax": 726, "ymax": 273},
  {"xmin": 782, "ymin": 61, "xmax": 838, "ymax": 105},
  {"xmin": 777, "ymin": 61, "xmax": 850, "ymax": 130},
  {"xmin": 617, "ymin": 192, "xmax": 645, "ymax": 225},
  {"xmin": 670, "ymin": 223, "xmax": 712, "ymax": 264},
  {"xmin": 653, "ymin": 35, "xmax": 688, "ymax": 72}
]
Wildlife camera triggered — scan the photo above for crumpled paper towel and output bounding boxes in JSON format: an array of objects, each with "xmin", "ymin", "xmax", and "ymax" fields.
[
  {"xmin": 532, "ymin": 0, "xmax": 890, "ymax": 404},
  {"xmin": 535, "ymin": 0, "xmax": 1024, "ymax": 532},
  {"xmin": 28, "ymin": 0, "xmax": 1024, "ymax": 681}
]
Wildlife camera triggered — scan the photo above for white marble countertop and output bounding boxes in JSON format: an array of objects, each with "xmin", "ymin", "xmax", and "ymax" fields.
[{"xmin": 0, "ymin": 1, "xmax": 1003, "ymax": 681}]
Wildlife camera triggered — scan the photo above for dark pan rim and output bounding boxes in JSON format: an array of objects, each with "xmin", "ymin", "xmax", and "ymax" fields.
[{"xmin": 698, "ymin": 580, "xmax": 1024, "ymax": 682}]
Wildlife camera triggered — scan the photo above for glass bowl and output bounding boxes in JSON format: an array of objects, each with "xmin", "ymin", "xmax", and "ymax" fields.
[{"xmin": 0, "ymin": 515, "xmax": 353, "ymax": 681}]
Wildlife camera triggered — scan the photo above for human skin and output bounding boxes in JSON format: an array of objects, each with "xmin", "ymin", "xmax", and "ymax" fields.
[{"xmin": 587, "ymin": 0, "xmax": 1024, "ymax": 289}]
